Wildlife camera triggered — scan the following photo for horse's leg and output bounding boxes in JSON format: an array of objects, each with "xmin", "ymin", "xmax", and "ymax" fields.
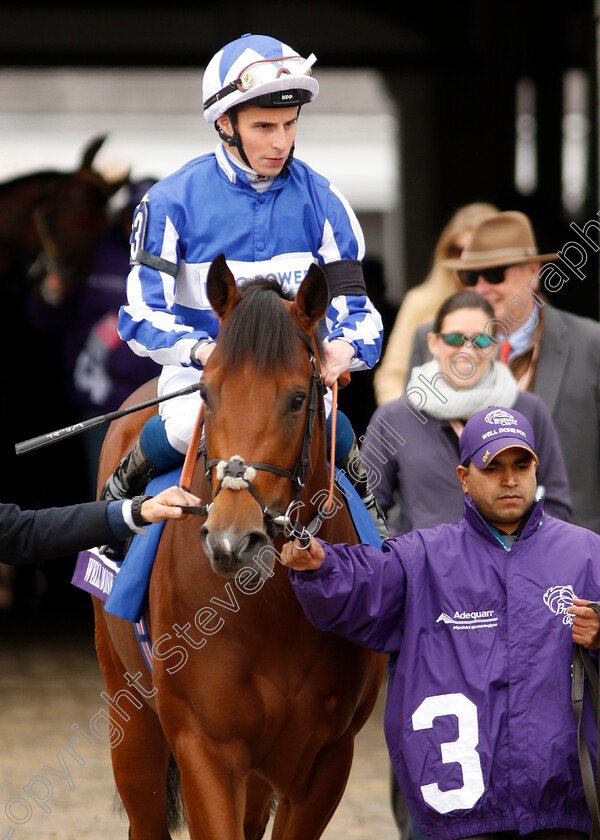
[
  {"xmin": 111, "ymin": 706, "xmax": 173, "ymax": 840},
  {"xmin": 94, "ymin": 602, "xmax": 174, "ymax": 840},
  {"xmin": 160, "ymin": 715, "xmax": 248, "ymax": 840},
  {"xmin": 270, "ymin": 731, "xmax": 355, "ymax": 840},
  {"xmin": 172, "ymin": 745, "xmax": 246, "ymax": 839},
  {"xmin": 244, "ymin": 773, "xmax": 274, "ymax": 840}
]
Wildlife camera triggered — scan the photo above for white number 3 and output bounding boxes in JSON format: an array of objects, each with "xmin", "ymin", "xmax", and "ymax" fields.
[
  {"xmin": 412, "ymin": 693, "xmax": 485, "ymax": 814},
  {"xmin": 130, "ymin": 209, "xmax": 144, "ymax": 262}
]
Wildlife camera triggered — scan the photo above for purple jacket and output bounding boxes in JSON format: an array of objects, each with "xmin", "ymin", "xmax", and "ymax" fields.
[
  {"xmin": 290, "ymin": 498, "xmax": 600, "ymax": 840},
  {"xmin": 361, "ymin": 390, "xmax": 571, "ymax": 535}
]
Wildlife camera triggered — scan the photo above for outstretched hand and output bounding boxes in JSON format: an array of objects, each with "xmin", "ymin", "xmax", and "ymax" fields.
[
  {"xmin": 569, "ymin": 597, "xmax": 600, "ymax": 649},
  {"xmin": 280, "ymin": 536, "xmax": 325, "ymax": 571},
  {"xmin": 140, "ymin": 486, "xmax": 203, "ymax": 524}
]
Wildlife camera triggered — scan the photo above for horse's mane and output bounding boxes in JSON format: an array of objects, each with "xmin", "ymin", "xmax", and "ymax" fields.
[{"xmin": 217, "ymin": 278, "xmax": 323, "ymax": 372}]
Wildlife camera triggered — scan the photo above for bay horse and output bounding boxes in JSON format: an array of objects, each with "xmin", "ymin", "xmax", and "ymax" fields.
[
  {"xmin": 0, "ymin": 133, "xmax": 129, "ymax": 298},
  {"xmin": 92, "ymin": 255, "xmax": 386, "ymax": 839}
]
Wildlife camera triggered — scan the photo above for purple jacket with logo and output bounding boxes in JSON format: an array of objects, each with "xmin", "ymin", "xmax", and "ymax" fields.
[{"xmin": 289, "ymin": 497, "xmax": 600, "ymax": 840}]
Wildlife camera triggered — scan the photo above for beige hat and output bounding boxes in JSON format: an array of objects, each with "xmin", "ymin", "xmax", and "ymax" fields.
[{"xmin": 442, "ymin": 211, "xmax": 556, "ymax": 270}]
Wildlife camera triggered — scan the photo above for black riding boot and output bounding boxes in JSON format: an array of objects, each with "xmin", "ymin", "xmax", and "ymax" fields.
[
  {"xmin": 100, "ymin": 438, "xmax": 155, "ymax": 502},
  {"xmin": 340, "ymin": 435, "xmax": 390, "ymax": 540}
]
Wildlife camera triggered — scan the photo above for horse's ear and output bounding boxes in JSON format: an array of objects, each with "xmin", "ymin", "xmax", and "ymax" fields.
[
  {"xmin": 292, "ymin": 264, "xmax": 329, "ymax": 331},
  {"xmin": 80, "ymin": 134, "xmax": 108, "ymax": 170},
  {"xmin": 207, "ymin": 254, "xmax": 240, "ymax": 320}
]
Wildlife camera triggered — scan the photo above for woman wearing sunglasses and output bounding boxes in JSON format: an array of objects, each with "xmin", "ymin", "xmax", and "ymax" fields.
[{"xmin": 362, "ymin": 289, "xmax": 571, "ymax": 537}]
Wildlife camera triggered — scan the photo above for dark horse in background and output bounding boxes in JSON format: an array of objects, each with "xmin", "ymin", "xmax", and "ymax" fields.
[
  {"xmin": 0, "ymin": 135, "xmax": 129, "ymax": 606},
  {"xmin": 0, "ymin": 134, "xmax": 128, "ymax": 301},
  {"xmin": 93, "ymin": 256, "xmax": 386, "ymax": 839}
]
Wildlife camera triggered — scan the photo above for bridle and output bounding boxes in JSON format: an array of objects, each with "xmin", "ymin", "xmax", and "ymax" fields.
[
  {"xmin": 31, "ymin": 168, "xmax": 110, "ymax": 282},
  {"xmin": 203, "ymin": 325, "xmax": 328, "ymax": 547}
]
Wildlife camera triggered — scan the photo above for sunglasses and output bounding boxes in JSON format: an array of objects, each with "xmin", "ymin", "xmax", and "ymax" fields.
[
  {"xmin": 438, "ymin": 333, "xmax": 494, "ymax": 349},
  {"xmin": 457, "ymin": 264, "xmax": 517, "ymax": 287}
]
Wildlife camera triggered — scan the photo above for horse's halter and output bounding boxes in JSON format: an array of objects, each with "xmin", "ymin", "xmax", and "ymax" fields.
[{"xmin": 204, "ymin": 325, "xmax": 325, "ymax": 546}]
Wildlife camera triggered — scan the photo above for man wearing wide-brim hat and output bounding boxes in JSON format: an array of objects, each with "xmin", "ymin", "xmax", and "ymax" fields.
[
  {"xmin": 442, "ymin": 210, "xmax": 557, "ymax": 272},
  {"xmin": 405, "ymin": 210, "xmax": 600, "ymax": 536}
]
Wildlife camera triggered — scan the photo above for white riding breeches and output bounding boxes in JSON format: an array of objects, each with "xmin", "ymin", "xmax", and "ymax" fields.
[{"xmin": 158, "ymin": 366, "xmax": 203, "ymax": 455}]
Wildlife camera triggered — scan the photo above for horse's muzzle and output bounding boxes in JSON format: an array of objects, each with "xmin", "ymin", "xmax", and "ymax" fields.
[{"xmin": 200, "ymin": 523, "xmax": 272, "ymax": 579}]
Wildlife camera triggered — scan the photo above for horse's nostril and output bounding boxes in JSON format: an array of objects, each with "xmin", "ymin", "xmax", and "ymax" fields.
[
  {"xmin": 200, "ymin": 523, "xmax": 269, "ymax": 572},
  {"xmin": 234, "ymin": 530, "xmax": 270, "ymax": 561}
]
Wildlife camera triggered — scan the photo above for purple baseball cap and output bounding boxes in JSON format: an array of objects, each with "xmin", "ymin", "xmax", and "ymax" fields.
[{"xmin": 459, "ymin": 406, "xmax": 539, "ymax": 468}]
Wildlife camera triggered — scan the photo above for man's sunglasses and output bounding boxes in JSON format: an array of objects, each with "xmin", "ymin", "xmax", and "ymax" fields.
[
  {"xmin": 457, "ymin": 264, "xmax": 516, "ymax": 287},
  {"xmin": 438, "ymin": 333, "xmax": 494, "ymax": 349}
]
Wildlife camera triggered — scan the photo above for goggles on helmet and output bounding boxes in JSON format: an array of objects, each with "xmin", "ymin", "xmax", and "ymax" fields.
[{"xmin": 203, "ymin": 53, "xmax": 317, "ymax": 114}]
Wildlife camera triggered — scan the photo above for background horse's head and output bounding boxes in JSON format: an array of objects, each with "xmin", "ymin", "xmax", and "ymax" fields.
[
  {"xmin": 31, "ymin": 134, "xmax": 129, "ymax": 291},
  {"xmin": 199, "ymin": 254, "xmax": 329, "ymax": 579},
  {"xmin": 0, "ymin": 134, "xmax": 129, "ymax": 297}
]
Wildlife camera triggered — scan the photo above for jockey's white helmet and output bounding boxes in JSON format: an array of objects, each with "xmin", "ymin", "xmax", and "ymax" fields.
[{"xmin": 203, "ymin": 33, "xmax": 319, "ymax": 124}]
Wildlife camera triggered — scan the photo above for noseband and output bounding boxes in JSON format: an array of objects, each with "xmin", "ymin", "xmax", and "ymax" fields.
[{"xmin": 204, "ymin": 326, "xmax": 325, "ymax": 545}]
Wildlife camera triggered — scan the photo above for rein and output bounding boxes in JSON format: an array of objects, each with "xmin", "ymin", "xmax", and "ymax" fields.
[{"xmin": 182, "ymin": 325, "xmax": 339, "ymax": 547}]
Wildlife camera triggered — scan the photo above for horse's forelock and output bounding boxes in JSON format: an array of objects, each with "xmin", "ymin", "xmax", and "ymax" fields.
[{"xmin": 217, "ymin": 278, "xmax": 321, "ymax": 371}]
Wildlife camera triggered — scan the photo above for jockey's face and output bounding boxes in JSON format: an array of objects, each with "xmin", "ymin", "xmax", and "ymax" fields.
[{"xmin": 219, "ymin": 105, "xmax": 299, "ymax": 176}]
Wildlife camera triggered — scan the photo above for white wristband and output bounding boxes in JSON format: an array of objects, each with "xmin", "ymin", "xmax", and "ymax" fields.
[{"xmin": 122, "ymin": 499, "xmax": 146, "ymax": 534}]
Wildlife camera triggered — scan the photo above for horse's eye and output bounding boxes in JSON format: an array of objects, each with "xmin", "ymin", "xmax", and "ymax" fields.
[
  {"xmin": 199, "ymin": 386, "xmax": 209, "ymax": 408},
  {"xmin": 289, "ymin": 392, "xmax": 306, "ymax": 413}
]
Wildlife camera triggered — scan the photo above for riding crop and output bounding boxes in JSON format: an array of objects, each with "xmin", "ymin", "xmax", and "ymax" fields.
[{"xmin": 15, "ymin": 382, "xmax": 203, "ymax": 455}]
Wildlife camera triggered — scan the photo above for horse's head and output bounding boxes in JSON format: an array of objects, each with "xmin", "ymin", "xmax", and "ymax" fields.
[
  {"xmin": 198, "ymin": 254, "xmax": 329, "ymax": 579},
  {"xmin": 32, "ymin": 134, "xmax": 130, "ymax": 291}
]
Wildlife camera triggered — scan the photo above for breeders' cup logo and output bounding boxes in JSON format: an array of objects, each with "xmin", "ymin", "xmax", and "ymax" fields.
[
  {"xmin": 543, "ymin": 584, "xmax": 575, "ymax": 626},
  {"xmin": 484, "ymin": 409, "xmax": 517, "ymax": 426}
]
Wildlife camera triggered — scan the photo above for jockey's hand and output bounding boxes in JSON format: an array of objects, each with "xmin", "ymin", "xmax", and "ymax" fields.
[
  {"xmin": 140, "ymin": 486, "xmax": 202, "ymax": 524},
  {"xmin": 280, "ymin": 536, "xmax": 325, "ymax": 571},
  {"xmin": 322, "ymin": 339, "xmax": 355, "ymax": 387},
  {"xmin": 195, "ymin": 341, "xmax": 217, "ymax": 367},
  {"xmin": 569, "ymin": 598, "xmax": 600, "ymax": 649}
]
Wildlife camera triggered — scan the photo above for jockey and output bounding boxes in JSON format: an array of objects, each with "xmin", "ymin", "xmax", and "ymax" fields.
[{"xmin": 101, "ymin": 33, "xmax": 389, "ymax": 539}]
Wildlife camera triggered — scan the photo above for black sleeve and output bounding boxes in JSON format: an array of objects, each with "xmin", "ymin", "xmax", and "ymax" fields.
[
  {"xmin": 321, "ymin": 259, "xmax": 367, "ymax": 300},
  {"xmin": 0, "ymin": 501, "xmax": 113, "ymax": 566}
]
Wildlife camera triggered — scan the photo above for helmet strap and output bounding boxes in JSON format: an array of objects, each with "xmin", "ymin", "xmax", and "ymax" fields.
[
  {"xmin": 215, "ymin": 107, "xmax": 298, "ymax": 175},
  {"xmin": 215, "ymin": 115, "xmax": 252, "ymax": 169}
]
